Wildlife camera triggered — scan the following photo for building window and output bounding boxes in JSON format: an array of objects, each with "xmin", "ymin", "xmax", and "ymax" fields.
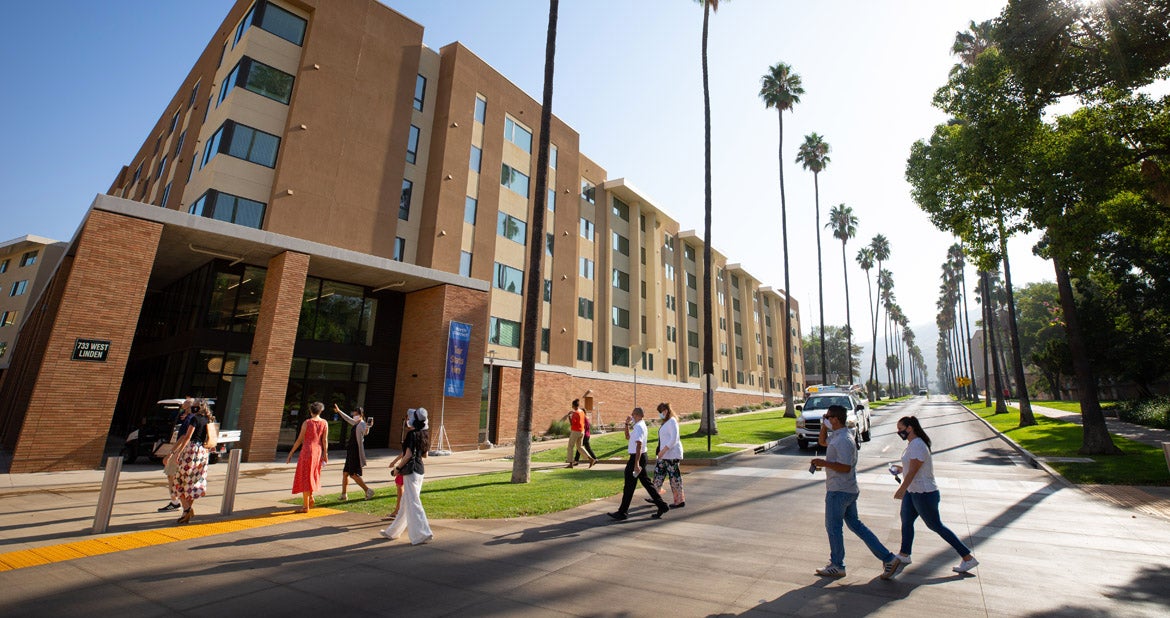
[
  {"xmin": 501, "ymin": 164, "xmax": 530, "ymax": 197},
  {"xmin": 687, "ymin": 273, "xmax": 697, "ymax": 290},
  {"xmin": 219, "ymin": 56, "xmax": 295, "ymax": 106},
  {"xmin": 666, "ymin": 325, "xmax": 677, "ymax": 342},
  {"xmin": 160, "ymin": 182, "xmax": 172, "ymax": 206},
  {"xmin": 504, "ymin": 117, "xmax": 532, "ymax": 153},
  {"xmin": 687, "ymin": 330, "xmax": 699, "ymax": 348},
  {"xmin": 497, "ymin": 213, "xmax": 527, "ymax": 245},
  {"xmin": 0, "ymin": 342, "xmax": 7, "ymax": 358},
  {"xmin": 663, "ymin": 233, "xmax": 675, "ymax": 251},
  {"xmin": 578, "ymin": 297, "xmax": 594, "ymax": 320},
  {"xmin": 406, "ymin": 125, "xmax": 420, "ymax": 164},
  {"xmin": 721, "ymin": 343, "xmax": 728, "ymax": 356},
  {"xmin": 577, "ymin": 340, "xmax": 593, "ymax": 362},
  {"xmin": 547, "ymin": 188, "xmax": 555, "ymax": 212},
  {"xmin": 612, "ymin": 269, "xmax": 629, "ymax": 292},
  {"xmin": 736, "ymin": 346, "xmax": 744, "ymax": 360},
  {"xmin": 641, "ymin": 352, "xmax": 654, "ymax": 371},
  {"xmin": 612, "ymin": 232, "xmax": 629, "ymax": 256},
  {"xmin": 414, "ymin": 74, "xmax": 426, "ymax": 111},
  {"xmin": 579, "ymin": 258, "xmax": 594, "ymax": 279},
  {"xmin": 664, "ymin": 263, "xmax": 675, "ymax": 280},
  {"xmin": 474, "ymin": 95, "xmax": 486, "ymax": 123},
  {"xmin": 469, "ymin": 145, "xmax": 482, "ymax": 172},
  {"xmin": 665, "ymin": 294, "xmax": 676, "ymax": 310},
  {"xmin": 549, "ymin": 144, "xmax": 557, "ymax": 169},
  {"xmin": 493, "ymin": 263, "xmax": 524, "ymax": 294},
  {"xmin": 464, "ymin": 197, "xmax": 477, "ymax": 224},
  {"xmin": 737, "ymin": 371, "xmax": 745, "ymax": 384},
  {"xmin": 459, "ymin": 251, "xmax": 473, "ymax": 277},
  {"xmin": 542, "ymin": 327, "xmax": 550, "ymax": 352},
  {"xmin": 733, "ymin": 298, "xmax": 741, "ymax": 312},
  {"xmin": 684, "ymin": 245, "xmax": 695, "ymax": 261},
  {"xmin": 234, "ymin": 0, "xmax": 306, "ymax": 46},
  {"xmin": 0, "ymin": 259, "xmax": 8, "ymax": 273},
  {"xmin": 188, "ymin": 189, "xmax": 266, "ymax": 229},
  {"xmin": 156, "ymin": 155, "xmax": 168, "ymax": 180},
  {"xmin": 612, "ymin": 307, "xmax": 629, "ymax": 329},
  {"xmin": 689, "ymin": 361, "xmax": 701, "ymax": 378},
  {"xmin": 579, "ymin": 218, "xmax": 594, "ymax": 241},
  {"xmin": 732, "ymin": 274, "xmax": 740, "ymax": 289},
  {"xmin": 399, "ymin": 179, "xmax": 413, "ymax": 220},
  {"xmin": 168, "ymin": 110, "xmax": 180, "ymax": 135},
  {"xmin": 0, "ymin": 310, "xmax": 17, "ymax": 326},
  {"xmin": 723, "ymin": 370, "xmax": 730, "ymax": 383},
  {"xmin": 544, "ymin": 279, "xmax": 552, "ymax": 302},
  {"xmin": 132, "ymin": 162, "xmax": 143, "ymax": 186},
  {"xmin": 612, "ymin": 345, "xmax": 630, "ymax": 367},
  {"xmin": 19, "ymin": 251, "xmax": 38, "ymax": 267},
  {"xmin": 490, "ymin": 317, "xmax": 521, "ymax": 348},
  {"xmin": 394, "ymin": 237, "xmax": 406, "ymax": 261},
  {"xmin": 720, "ymin": 317, "xmax": 726, "ymax": 330},
  {"xmin": 546, "ymin": 233, "xmax": 554, "ymax": 256},
  {"xmin": 667, "ymin": 358, "xmax": 677, "ymax": 375},
  {"xmin": 201, "ymin": 120, "xmax": 281, "ymax": 169},
  {"xmin": 580, "ymin": 179, "xmax": 595, "ymax": 204},
  {"xmin": 612, "ymin": 197, "xmax": 629, "ymax": 221},
  {"xmin": 641, "ymin": 280, "xmax": 647, "ymax": 299},
  {"xmin": 687, "ymin": 301, "xmax": 699, "ymax": 318},
  {"xmin": 9, "ymin": 281, "xmax": 28, "ymax": 297},
  {"xmin": 174, "ymin": 130, "xmax": 187, "ymax": 155},
  {"xmin": 734, "ymin": 322, "xmax": 742, "ymax": 335}
]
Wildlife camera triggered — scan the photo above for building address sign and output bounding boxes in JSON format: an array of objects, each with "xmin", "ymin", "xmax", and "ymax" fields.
[{"xmin": 72, "ymin": 338, "xmax": 111, "ymax": 362}]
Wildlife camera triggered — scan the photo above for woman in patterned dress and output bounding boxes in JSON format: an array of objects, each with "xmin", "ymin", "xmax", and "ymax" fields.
[
  {"xmin": 168, "ymin": 398, "xmax": 215, "ymax": 524},
  {"xmin": 287, "ymin": 401, "xmax": 329, "ymax": 512}
]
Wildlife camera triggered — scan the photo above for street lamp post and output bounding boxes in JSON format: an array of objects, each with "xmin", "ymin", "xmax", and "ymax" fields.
[{"xmin": 484, "ymin": 349, "xmax": 496, "ymax": 447}]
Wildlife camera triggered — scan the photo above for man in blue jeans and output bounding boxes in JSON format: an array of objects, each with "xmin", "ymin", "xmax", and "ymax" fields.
[{"xmin": 810, "ymin": 405, "xmax": 896, "ymax": 578}]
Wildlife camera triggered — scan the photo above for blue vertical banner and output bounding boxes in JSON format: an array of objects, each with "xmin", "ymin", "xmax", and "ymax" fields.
[{"xmin": 444, "ymin": 321, "xmax": 472, "ymax": 397}]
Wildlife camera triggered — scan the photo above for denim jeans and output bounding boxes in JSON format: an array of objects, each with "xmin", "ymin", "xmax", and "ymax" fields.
[
  {"xmin": 825, "ymin": 491, "xmax": 894, "ymax": 569},
  {"xmin": 900, "ymin": 490, "xmax": 971, "ymax": 557}
]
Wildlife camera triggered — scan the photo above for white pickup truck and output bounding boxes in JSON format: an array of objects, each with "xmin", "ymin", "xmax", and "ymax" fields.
[{"xmin": 122, "ymin": 398, "xmax": 242, "ymax": 464}]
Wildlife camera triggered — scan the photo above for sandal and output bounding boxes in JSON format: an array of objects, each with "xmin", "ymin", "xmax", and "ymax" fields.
[{"xmin": 176, "ymin": 507, "xmax": 193, "ymax": 524}]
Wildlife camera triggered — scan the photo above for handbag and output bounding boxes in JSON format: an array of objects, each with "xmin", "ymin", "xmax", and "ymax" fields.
[{"xmin": 205, "ymin": 421, "xmax": 219, "ymax": 449}]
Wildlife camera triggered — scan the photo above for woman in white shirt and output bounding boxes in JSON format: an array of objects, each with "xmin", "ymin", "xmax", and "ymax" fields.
[
  {"xmin": 651, "ymin": 402, "xmax": 686, "ymax": 508},
  {"xmin": 885, "ymin": 415, "xmax": 978, "ymax": 578}
]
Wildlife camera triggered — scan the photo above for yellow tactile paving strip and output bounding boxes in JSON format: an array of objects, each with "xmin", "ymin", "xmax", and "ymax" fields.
[{"xmin": 0, "ymin": 508, "xmax": 341, "ymax": 572}]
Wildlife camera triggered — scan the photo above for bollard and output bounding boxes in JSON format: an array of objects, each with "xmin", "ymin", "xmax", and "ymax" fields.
[
  {"xmin": 220, "ymin": 448, "xmax": 243, "ymax": 515},
  {"xmin": 92, "ymin": 456, "xmax": 122, "ymax": 534}
]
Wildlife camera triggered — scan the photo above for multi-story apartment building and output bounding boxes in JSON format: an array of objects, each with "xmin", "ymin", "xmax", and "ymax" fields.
[
  {"xmin": 0, "ymin": 235, "xmax": 67, "ymax": 374},
  {"xmin": 0, "ymin": 0, "xmax": 802, "ymax": 472}
]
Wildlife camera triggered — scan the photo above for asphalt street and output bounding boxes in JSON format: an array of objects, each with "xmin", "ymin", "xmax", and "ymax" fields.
[{"xmin": 1, "ymin": 396, "xmax": 1168, "ymax": 616}]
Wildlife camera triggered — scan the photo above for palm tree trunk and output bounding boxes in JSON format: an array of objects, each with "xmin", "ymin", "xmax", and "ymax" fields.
[
  {"xmin": 512, "ymin": 0, "xmax": 558, "ymax": 484},
  {"xmin": 814, "ymin": 174, "xmax": 827, "ymax": 383},
  {"xmin": 698, "ymin": 1, "xmax": 719, "ymax": 435},
  {"xmin": 1052, "ymin": 257, "xmax": 1121, "ymax": 455},
  {"xmin": 979, "ymin": 272, "xmax": 991, "ymax": 405},
  {"xmin": 995, "ymin": 220, "xmax": 1035, "ymax": 426},
  {"xmin": 959, "ymin": 270, "xmax": 977, "ymax": 400},
  {"xmin": 982, "ymin": 272, "xmax": 1008, "ymax": 414},
  {"xmin": 883, "ymin": 308, "xmax": 891, "ymax": 395},
  {"xmin": 778, "ymin": 107, "xmax": 795, "ymax": 418},
  {"xmin": 864, "ymin": 269, "xmax": 877, "ymax": 398},
  {"xmin": 840, "ymin": 240, "xmax": 853, "ymax": 384}
]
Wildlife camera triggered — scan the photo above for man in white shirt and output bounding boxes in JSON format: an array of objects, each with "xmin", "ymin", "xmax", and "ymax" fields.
[
  {"xmin": 810, "ymin": 405, "xmax": 896, "ymax": 578},
  {"xmin": 608, "ymin": 407, "xmax": 669, "ymax": 520}
]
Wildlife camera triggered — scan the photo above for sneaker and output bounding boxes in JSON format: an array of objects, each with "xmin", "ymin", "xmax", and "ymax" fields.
[
  {"xmin": 339, "ymin": 494, "xmax": 348, "ymax": 502},
  {"xmin": 952, "ymin": 557, "xmax": 979, "ymax": 573},
  {"xmin": 882, "ymin": 554, "xmax": 910, "ymax": 580},
  {"xmin": 816, "ymin": 564, "xmax": 846, "ymax": 578},
  {"xmin": 379, "ymin": 528, "xmax": 396, "ymax": 540},
  {"xmin": 365, "ymin": 488, "xmax": 375, "ymax": 500},
  {"xmin": 157, "ymin": 502, "xmax": 180, "ymax": 513},
  {"xmin": 607, "ymin": 511, "xmax": 628, "ymax": 521}
]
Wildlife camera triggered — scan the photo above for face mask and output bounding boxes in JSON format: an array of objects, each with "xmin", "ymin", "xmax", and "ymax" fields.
[
  {"xmin": 658, "ymin": 412, "xmax": 664, "ymax": 419},
  {"xmin": 897, "ymin": 429, "xmax": 909, "ymax": 440}
]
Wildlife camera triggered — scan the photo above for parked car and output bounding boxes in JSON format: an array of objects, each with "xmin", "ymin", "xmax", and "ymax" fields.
[
  {"xmin": 794, "ymin": 387, "xmax": 871, "ymax": 450},
  {"xmin": 121, "ymin": 399, "xmax": 240, "ymax": 464},
  {"xmin": 918, "ymin": 388, "xmax": 928, "ymax": 396}
]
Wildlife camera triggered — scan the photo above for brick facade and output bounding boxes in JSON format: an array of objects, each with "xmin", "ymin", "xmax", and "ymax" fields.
[
  {"xmin": 6, "ymin": 211, "xmax": 162, "ymax": 472},
  {"xmin": 237, "ymin": 251, "xmax": 310, "ymax": 462},
  {"xmin": 392, "ymin": 284, "xmax": 489, "ymax": 450},
  {"xmin": 494, "ymin": 366, "xmax": 778, "ymax": 445}
]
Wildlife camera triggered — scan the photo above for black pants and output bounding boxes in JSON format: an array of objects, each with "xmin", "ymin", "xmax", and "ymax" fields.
[
  {"xmin": 574, "ymin": 434, "xmax": 597, "ymax": 463},
  {"xmin": 618, "ymin": 452, "xmax": 667, "ymax": 514}
]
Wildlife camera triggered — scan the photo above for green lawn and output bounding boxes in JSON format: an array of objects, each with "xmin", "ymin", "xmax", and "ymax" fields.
[
  {"xmin": 977, "ymin": 408, "xmax": 1168, "ymax": 485},
  {"xmin": 1028, "ymin": 400, "xmax": 1118, "ymax": 414},
  {"xmin": 533, "ymin": 410, "xmax": 796, "ymax": 463},
  {"xmin": 294, "ymin": 468, "xmax": 627, "ymax": 519}
]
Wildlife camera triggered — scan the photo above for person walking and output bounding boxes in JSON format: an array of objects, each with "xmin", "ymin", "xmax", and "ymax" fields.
[
  {"xmin": 158, "ymin": 397, "xmax": 193, "ymax": 513},
  {"xmin": 384, "ymin": 409, "xmax": 415, "ymax": 521},
  {"xmin": 650, "ymin": 402, "xmax": 685, "ymax": 508},
  {"xmin": 287, "ymin": 401, "xmax": 329, "ymax": 513},
  {"xmin": 810, "ymin": 405, "xmax": 897, "ymax": 578},
  {"xmin": 573, "ymin": 413, "xmax": 599, "ymax": 466},
  {"xmin": 334, "ymin": 403, "xmax": 374, "ymax": 501},
  {"xmin": 565, "ymin": 398, "xmax": 597, "ymax": 468},
  {"xmin": 168, "ymin": 398, "xmax": 215, "ymax": 525},
  {"xmin": 885, "ymin": 415, "xmax": 978, "ymax": 577},
  {"xmin": 380, "ymin": 407, "xmax": 434, "ymax": 544},
  {"xmin": 608, "ymin": 407, "xmax": 669, "ymax": 521}
]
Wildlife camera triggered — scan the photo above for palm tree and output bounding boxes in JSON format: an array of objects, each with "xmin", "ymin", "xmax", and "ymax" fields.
[
  {"xmin": 877, "ymin": 267, "xmax": 893, "ymax": 394},
  {"xmin": 948, "ymin": 243, "xmax": 979, "ymax": 400},
  {"xmin": 826, "ymin": 203, "xmax": 857, "ymax": 384},
  {"xmin": 695, "ymin": 0, "xmax": 726, "ymax": 437},
  {"xmin": 855, "ymin": 246, "xmax": 876, "ymax": 397},
  {"xmin": 796, "ymin": 133, "xmax": 831, "ymax": 383},
  {"xmin": 759, "ymin": 61, "xmax": 804, "ymax": 417},
  {"xmin": 512, "ymin": 0, "xmax": 559, "ymax": 484},
  {"xmin": 869, "ymin": 235, "xmax": 890, "ymax": 396}
]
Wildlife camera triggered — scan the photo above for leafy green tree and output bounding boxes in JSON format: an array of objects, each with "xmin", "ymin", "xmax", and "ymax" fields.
[
  {"xmin": 801, "ymin": 326, "xmax": 861, "ymax": 384},
  {"xmin": 760, "ymin": 61, "xmax": 804, "ymax": 417},
  {"xmin": 827, "ymin": 203, "xmax": 858, "ymax": 384},
  {"xmin": 855, "ymin": 246, "xmax": 877, "ymax": 398},
  {"xmin": 797, "ymin": 133, "xmax": 831, "ymax": 381}
]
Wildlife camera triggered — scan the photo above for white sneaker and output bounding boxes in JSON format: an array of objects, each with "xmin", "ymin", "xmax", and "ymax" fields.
[
  {"xmin": 339, "ymin": 494, "xmax": 348, "ymax": 501},
  {"xmin": 953, "ymin": 557, "xmax": 979, "ymax": 573},
  {"xmin": 379, "ymin": 528, "xmax": 395, "ymax": 539},
  {"xmin": 815, "ymin": 564, "xmax": 846, "ymax": 578},
  {"xmin": 365, "ymin": 488, "xmax": 375, "ymax": 500}
]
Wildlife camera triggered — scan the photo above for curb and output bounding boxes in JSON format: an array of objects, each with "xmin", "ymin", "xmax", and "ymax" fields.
[{"xmin": 960, "ymin": 403, "xmax": 1075, "ymax": 489}]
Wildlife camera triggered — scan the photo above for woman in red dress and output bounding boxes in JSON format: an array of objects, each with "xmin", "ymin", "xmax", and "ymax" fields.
[{"xmin": 287, "ymin": 401, "xmax": 329, "ymax": 512}]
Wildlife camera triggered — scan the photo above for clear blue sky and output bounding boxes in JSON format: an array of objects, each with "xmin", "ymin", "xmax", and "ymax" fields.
[{"xmin": 0, "ymin": 0, "xmax": 1048, "ymax": 386}]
